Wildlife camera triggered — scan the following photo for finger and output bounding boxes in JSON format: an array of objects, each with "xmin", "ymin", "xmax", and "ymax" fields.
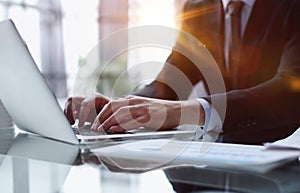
[
  {"xmin": 106, "ymin": 115, "xmax": 148, "ymax": 133},
  {"xmin": 97, "ymin": 99, "xmax": 130, "ymax": 124},
  {"xmin": 64, "ymin": 101, "xmax": 75, "ymax": 124},
  {"xmin": 100, "ymin": 118, "xmax": 141, "ymax": 133},
  {"xmin": 98, "ymin": 105, "xmax": 148, "ymax": 131},
  {"xmin": 108, "ymin": 125, "xmax": 126, "ymax": 133},
  {"xmin": 94, "ymin": 93, "xmax": 110, "ymax": 113},
  {"xmin": 91, "ymin": 105, "xmax": 145, "ymax": 132},
  {"xmin": 78, "ymin": 100, "xmax": 94, "ymax": 127},
  {"xmin": 91, "ymin": 113, "xmax": 102, "ymax": 131},
  {"xmin": 64, "ymin": 98, "xmax": 83, "ymax": 124},
  {"xmin": 97, "ymin": 97, "xmax": 146, "ymax": 123},
  {"xmin": 98, "ymin": 106, "xmax": 133, "ymax": 131}
]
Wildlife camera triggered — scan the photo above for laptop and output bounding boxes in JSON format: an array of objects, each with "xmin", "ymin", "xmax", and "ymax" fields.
[{"xmin": 0, "ymin": 19, "xmax": 196, "ymax": 144}]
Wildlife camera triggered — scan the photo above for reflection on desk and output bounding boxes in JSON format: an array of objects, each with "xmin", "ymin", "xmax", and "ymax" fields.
[
  {"xmin": 0, "ymin": 131, "xmax": 174, "ymax": 193},
  {"xmin": 165, "ymin": 162, "xmax": 300, "ymax": 193},
  {"xmin": 1, "ymin": 130, "xmax": 300, "ymax": 193}
]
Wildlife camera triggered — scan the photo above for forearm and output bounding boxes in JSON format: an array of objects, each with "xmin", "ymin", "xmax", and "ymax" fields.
[{"xmin": 134, "ymin": 49, "xmax": 204, "ymax": 100}]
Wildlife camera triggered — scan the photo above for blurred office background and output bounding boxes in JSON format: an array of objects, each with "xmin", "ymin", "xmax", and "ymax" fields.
[
  {"xmin": 0, "ymin": 0, "xmax": 186, "ymax": 99},
  {"xmin": 0, "ymin": 1, "xmax": 186, "ymax": 192}
]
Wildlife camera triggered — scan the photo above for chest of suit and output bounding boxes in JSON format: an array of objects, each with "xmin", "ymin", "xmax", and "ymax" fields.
[{"xmin": 182, "ymin": 0, "xmax": 287, "ymax": 90}]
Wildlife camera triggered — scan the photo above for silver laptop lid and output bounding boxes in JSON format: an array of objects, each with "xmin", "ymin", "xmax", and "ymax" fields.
[{"xmin": 0, "ymin": 19, "xmax": 78, "ymax": 144}]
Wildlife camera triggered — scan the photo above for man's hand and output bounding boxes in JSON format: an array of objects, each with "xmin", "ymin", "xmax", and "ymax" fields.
[
  {"xmin": 91, "ymin": 95, "xmax": 205, "ymax": 133},
  {"xmin": 64, "ymin": 93, "xmax": 110, "ymax": 126}
]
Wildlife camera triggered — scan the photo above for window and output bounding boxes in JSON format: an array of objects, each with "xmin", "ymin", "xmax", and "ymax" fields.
[
  {"xmin": 0, "ymin": 0, "xmax": 67, "ymax": 98},
  {"xmin": 61, "ymin": 0, "xmax": 99, "ymax": 96},
  {"xmin": 0, "ymin": 0, "xmax": 186, "ymax": 98},
  {"xmin": 127, "ymin": 0, "xmax": 178, "ymax": 93},
  {"xmin": 83, "ymin": 0, "xmax": 185, "ymax": 97}
]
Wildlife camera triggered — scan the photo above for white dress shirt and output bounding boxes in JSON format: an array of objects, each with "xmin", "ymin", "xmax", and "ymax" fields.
[{"xmin": 196, "ymin": 0, "xmax": 255, "ymax": 141}]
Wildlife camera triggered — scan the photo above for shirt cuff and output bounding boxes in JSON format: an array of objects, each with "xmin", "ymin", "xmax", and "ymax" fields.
[{"xmin": 194, "ymin": 98, "xmax": 223, "ymax": 142}]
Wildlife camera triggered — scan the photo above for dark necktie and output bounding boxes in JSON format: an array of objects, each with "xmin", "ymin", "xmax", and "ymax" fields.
[{"xmin": 227, "ymin": 1, "xmax": 244, "ymax": 71}]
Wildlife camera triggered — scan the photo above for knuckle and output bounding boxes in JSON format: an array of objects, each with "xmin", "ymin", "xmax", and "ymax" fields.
[
  {"xmin": 116, "ymin": 106, "xmax": 127, "ymax": 115},
  {"xmin": 128, "ymin": 98, "xmax": 136, "ymax": 105},
  {"xmin": 81, "ymin": 100, "xmax": 91, "ymax": 108},
  {"xmin": 103, "ymin": 102, "xmax": 114, "ymax": 112},
  {"xmin": 110, "ymin": 101, "xmax": 122, "ymax": 111},
  {"xmin": 67, "ymin": 97, "xmax": 74, "ymax": 103},
  {"xmin": 129, "ymin": 97, "xmax": 142, "ymax": 104}
]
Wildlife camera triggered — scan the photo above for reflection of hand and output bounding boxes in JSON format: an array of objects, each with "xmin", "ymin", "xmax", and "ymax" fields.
[
  {"xmin": 64, "ymin": 93, "xmax": 110, "ymax": 126},
  {"xmin": 91, "ymin": 95, "xmax": 205, "ymax": 133}
]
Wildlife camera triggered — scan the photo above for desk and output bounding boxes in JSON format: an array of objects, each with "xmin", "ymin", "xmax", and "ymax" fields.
[{"xmin": 1, "ymin": 128, "xmax": 300, "ymax": 193}]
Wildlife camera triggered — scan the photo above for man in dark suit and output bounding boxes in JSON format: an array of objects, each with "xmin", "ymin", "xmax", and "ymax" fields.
[{"xmin": 65, "ymin": 0, "xmax": 300, "ymax": 145}]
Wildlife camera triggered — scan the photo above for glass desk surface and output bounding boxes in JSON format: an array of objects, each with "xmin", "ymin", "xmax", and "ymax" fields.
[{"xmin": 1, "ymin": 128, "xmax": 300, "ymax": 193}]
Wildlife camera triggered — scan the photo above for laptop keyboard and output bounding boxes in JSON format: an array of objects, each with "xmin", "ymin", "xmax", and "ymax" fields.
[{"xmin": 72, "ymin": 125, "xmax": 105, "ymax": 136}]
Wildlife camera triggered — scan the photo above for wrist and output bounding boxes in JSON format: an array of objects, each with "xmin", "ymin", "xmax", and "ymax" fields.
[{"xmin": 179, "ymin": 100, "xmax": 205, "ymax": 126}]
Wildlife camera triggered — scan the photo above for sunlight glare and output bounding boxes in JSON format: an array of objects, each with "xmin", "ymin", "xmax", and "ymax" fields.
[{"xmin": 134, "ymin": 0, "xmax": 175, "ymax": 27}]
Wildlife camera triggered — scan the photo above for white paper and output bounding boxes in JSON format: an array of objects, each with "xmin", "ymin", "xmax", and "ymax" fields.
[{"xmin": 264, "ymin": 127, "xmax": 300, "ymax": 150}]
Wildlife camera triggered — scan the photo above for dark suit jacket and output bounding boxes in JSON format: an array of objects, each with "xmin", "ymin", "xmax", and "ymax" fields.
[{"xmin": 136, "ymin": 0, "xmax": 300, "ymax": 144}]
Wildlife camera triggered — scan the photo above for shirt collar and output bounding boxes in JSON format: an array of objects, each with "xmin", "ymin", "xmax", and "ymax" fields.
[{"xmin": 222, "ymin": 0, "xmax": 256, "ymax": 10}]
